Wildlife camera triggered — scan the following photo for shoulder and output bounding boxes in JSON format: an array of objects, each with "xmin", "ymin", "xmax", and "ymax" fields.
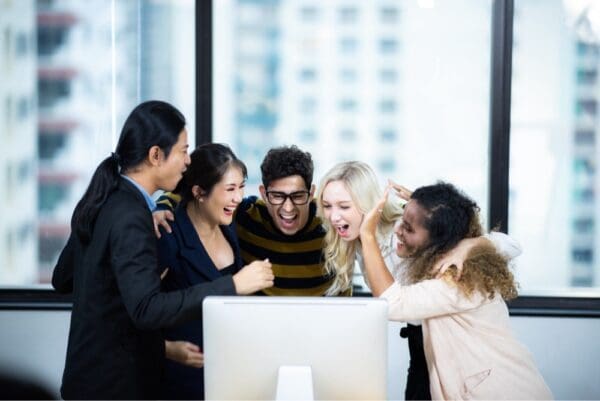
[{"xmin": 465, "ymin": 243, "xmax": 505, "ymax": 266}]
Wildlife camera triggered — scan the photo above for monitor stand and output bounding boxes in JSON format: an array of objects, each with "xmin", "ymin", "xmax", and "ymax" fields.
[{"xmin": 275, "ymin": 366, "xmax": 314, "ymax": 400}]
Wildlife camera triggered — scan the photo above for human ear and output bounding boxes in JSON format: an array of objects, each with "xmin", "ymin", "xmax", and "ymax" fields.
[
  {"xmin": 259, "ymin": 185, "xmax": 267, "ymax": 201},
  {"xmin": 148, "ymin": 146, "xmax": 162, "ymax": 166}
]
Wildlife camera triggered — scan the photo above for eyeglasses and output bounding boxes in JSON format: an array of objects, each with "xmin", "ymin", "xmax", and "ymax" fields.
[{"xmin": 265, "ymin": 190, "xmax": 311, "ymax": 205}]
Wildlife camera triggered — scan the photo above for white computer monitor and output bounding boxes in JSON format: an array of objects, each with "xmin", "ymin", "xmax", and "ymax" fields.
[{"xmin": 203, "ymin": 296, "xmax": 388, "ymax": 400}]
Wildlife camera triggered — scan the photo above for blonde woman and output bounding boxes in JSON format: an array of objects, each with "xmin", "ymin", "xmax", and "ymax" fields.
[{"xmin": 316, "ymin": 161, "xmax": 522, "ymax": 400}]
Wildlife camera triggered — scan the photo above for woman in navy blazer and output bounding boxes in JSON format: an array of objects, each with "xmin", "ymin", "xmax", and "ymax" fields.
[
  {"xmin": 52, "ymin": 102, "xmax": 274, "ymax": 400},
  {"xmin": 157, "ymin": 144, "xmax": 264, "ymax": 400}
]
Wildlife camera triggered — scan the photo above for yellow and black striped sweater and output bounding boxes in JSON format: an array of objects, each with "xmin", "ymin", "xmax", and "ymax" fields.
[{"xmin": 156, "ymin": 194, "xmax": 339, "ymax": 296}]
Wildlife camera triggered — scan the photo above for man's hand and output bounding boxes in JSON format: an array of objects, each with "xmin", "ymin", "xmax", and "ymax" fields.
[{"xmin": 153, "ymin": 210, "xmax": 175, "ymax": 238}]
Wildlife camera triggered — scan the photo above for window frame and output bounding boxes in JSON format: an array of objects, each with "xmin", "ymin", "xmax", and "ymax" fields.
[{"xmin": 2, "ymin": 0, "xmax": 600, "ymax": 316}]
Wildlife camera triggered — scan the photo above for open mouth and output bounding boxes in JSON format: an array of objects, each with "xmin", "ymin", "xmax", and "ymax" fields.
[
  {"xmin": 279, "ymin": 214, "xmax": 298, "ymax": 227},
  {"xmin": 223, "ymin": 207, "xmax": 236, "ymax": 216},
  {"xmin": 335, "ymin": 224, "xmax": 350, "ymax": 236}
]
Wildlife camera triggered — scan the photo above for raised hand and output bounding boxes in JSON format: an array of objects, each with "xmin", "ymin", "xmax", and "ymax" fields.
[
  {"xmin": 360, "ymin": 188, "xmax": 389, "ymax": 241},
  {"xmin": 388, "ymin": 179, "xmax": 412, "ymax": 201}
]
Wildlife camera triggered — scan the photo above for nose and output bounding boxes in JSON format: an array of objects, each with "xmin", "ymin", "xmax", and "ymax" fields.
[
  {"xmin": 184, "ymin": 153, "xmax": 191, "ymax": 166},
  {"xmin": 281, "ymin": 197, "xmax": 295, "ymax": 211},
  {"xmin": 233, "ymin": 188, "xmax": 243, "ymax": 204},
  {"xmin": 330, "ymin": 210, "xmax": 341, "ymax": 223}
]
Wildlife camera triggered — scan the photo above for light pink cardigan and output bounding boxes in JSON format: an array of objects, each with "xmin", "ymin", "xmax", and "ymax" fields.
[{"xmin": 381, "ymin": 278, "xmax": 553, "ymax": 400}]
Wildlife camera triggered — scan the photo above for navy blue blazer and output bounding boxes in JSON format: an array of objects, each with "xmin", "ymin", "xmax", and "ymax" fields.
[
  {"xmin": 158, "ymin": 204, "xmax": 243, "ymax": 400},
  {"xmin": 52, "ymin": 178, "xmax": 237, "ymax": 400}
]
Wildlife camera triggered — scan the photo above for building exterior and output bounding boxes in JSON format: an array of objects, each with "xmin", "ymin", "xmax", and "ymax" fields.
[{"xmin": 0, "ymin": 0, "xmax": 38, "ymax": 284}]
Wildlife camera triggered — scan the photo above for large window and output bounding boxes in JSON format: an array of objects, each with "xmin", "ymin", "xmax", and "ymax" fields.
[
  {"xmin": 0, "ymin": 0, "xmax": 195, "ymax": 286},
  {"xmin": 510, "ymin": 0, "xmax": 600, "ymax": 294},
  {"xmin": 213, "ymin": 0, "xmax": 492, "ymax": 291}
]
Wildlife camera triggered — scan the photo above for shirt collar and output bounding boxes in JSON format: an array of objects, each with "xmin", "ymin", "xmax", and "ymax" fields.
[{"xmin": 121, "ymin": 175, "xmax": 156, "ymax": 211}]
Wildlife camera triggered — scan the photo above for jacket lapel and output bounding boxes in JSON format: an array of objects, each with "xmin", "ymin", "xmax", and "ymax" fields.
[{"xmin": 175, "ymin": 206, "xmax": 223, "ymax": 281}]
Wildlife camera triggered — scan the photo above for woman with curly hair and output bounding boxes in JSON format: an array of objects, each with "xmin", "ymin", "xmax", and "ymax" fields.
[
  {"xmin": 359, "ymin": 181, "xmax": 553, "ymax": 400},
  {"xmin": 316, "ymin": 161, "xmax": 523, "ymax": 400}
]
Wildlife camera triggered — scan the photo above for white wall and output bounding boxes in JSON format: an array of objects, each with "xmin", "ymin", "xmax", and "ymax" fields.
[{"xmin": 0, "ymin": 310, "xmax": 598, "ymax": 400}]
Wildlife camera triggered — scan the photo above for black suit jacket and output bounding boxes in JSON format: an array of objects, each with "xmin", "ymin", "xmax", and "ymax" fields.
[{"xmin": 52, "ymin": 178, "xmax": 236, "ymax": 400}]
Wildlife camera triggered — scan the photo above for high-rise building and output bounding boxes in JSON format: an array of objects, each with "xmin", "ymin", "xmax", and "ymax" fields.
[
  {"xmin": 571, "ymin": 14, "xmax": 598, "ymax": 287},
  {"xmin": 0, "ymin": 0, "xmax": 38, "ymax": 284},
  {"xmin": 35, "ymin": 0, "xmax": 137, "ymax": 282}
]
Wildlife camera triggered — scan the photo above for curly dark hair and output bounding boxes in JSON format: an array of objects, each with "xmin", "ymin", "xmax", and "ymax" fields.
[
  {"xmin": 260, "ymin": 145, "xmax": 314, "ymax": 189},
  {"xmin": 406, "ymin": 182, "xmax": 518, "ymax": 300}
]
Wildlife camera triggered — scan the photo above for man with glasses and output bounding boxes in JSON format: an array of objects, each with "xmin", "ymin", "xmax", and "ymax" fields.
[{"xmin": 155, "ymin": 145, "xmax": 341, "ymax": 296}]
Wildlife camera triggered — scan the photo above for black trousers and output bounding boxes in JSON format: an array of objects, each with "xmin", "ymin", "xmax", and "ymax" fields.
[{"xmin": 400, "ymin": 324, "xmax": 431, "ymax": 400}]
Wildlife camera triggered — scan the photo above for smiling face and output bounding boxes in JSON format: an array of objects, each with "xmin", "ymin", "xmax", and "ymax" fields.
[
  {"xmin": 157, "ymin": 129, "xmax": 191, "ymax": 191},
  {"xmin": 259, "ymin": 175, "xmax": 314, "ymax": 235},
  {"xmin": 321, "ymin": 180, "xmax": 364, "ymax": 242},
  {"xmin": 197, "ymin": 165, "xmax": 245, "ymax": 226},
  {"xmin": 394, "ymin": 200, "xmax": 431, "ymax": 258}
]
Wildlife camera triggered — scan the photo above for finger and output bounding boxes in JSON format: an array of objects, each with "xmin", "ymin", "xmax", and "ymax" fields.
[
  {"xmin": 165, "ymin": 210, "xmax": 175, "ymax": 221},
  {"xmin": 388, "ymin": 179, "xmax": 412, "ymax": 200},
  {"xmin": 159, "ymin": 218, "xmax": 172, "ymax": 234},
  {"xmin": 160, "ymin": 268, "xmax": 169, "ymax": 280},
  {"xmin": 376, "ymin": 188, "xmax": 390, "ymax": 212},
  {"xmin": 435, "ymin": 263, "xmax": 445, "ymax": 278},
  {"xmin": 184, "ymin": 342, "xmax": 200, "ymax": 352},
  {"xmin": 154, "ymin": 221, "xmax": 162, "ymax": 239}
]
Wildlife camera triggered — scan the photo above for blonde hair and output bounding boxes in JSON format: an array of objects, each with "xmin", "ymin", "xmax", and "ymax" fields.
[{"xmin": 316, "ymin": 161, "xmax": 403, "ymax": 295}]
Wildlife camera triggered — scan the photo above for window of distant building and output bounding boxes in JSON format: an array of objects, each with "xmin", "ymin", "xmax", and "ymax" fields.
[
  {"xmin": 339, "ymin": 98, "xmax": 357, "ymax": 112},
  {"xmin": 299, "ymin": 128, "xmax": 316, "ymax": 142},
  {"xmin": 379, "ymin": 68, "xmax": 398, "ymax": 83},
  {"xmin": 379, "ymin": 38, "xmax": 398, "ymax": 54},
  {"xmin": 339, "ymin": 7, "xmax": 358, "ymax": 23},
  {"xmin": 379, "ymin": 99, "xmax": 397, "ymax": 113},
  {"xmin": 299, "ymin": 67, "xmax": 317, "ymax": 82},
  {"xmin": 380, "ymin": 6, "xmax": 400, "ymax": 24},
  {"xmin": 300, "ymin": 6, "xmax": 318, "ymax": 22},
  {"xmin": 379, "ymin": 158, "xmax": 395, "ymax": 172},
  {"xmin": 340, "ymin": 129, "xmax": 356, "ymax": 141},
  {"xmin": 339, "ymin": 37, "xmax": 358, "ymax": 54},
  {"xmin": 380, "ymin": 128, "xmax": 396, "ymax": 142}
]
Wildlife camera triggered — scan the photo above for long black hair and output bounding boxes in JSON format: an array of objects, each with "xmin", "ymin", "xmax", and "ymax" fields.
[
  {"xmin": 72, "ymin": 100, "xmax": 186, "ymax": 243},
  {"xmin": 177, "ymin": 143, "xmax": 247, "ymax": 205}
]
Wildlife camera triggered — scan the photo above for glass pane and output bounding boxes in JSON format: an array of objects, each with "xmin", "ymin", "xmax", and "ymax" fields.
[
  {"xmin": 510, "ymin": 0, "xmax": 600, "ymax": 294},
  {"xmin": 213, "ymin": 0, "xmax": 492, "ymax": 292},
  {"xmin": 0, "ymin": 0, "xmax": 195, "ymax": 286}
]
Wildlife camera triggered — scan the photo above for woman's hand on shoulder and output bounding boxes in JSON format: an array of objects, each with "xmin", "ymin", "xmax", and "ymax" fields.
[{"xmin": 432, "ymin": 237, "xmax": 490, "ymax": 279}]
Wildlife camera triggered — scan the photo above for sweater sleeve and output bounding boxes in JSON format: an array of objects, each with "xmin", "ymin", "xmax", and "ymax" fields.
[
  {"xmin": 483, "ymin": 231, "xmax": 522, "ymax": 260},
  {"xmin": 380, "ymin": 278, "xmax": 490, "ymax": 322},
  {"xmin": 155, "ymin": 191, "xmax": 181, "ymax": 212}
]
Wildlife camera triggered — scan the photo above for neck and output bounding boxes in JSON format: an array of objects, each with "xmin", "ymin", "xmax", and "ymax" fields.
[
  {"xmin": 186, "ymin": 202, "xmax": 220, "ymax": 238},
  {"xmin": 124, "ymin": 170, "xmax": 157, "ymax": 196}
]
